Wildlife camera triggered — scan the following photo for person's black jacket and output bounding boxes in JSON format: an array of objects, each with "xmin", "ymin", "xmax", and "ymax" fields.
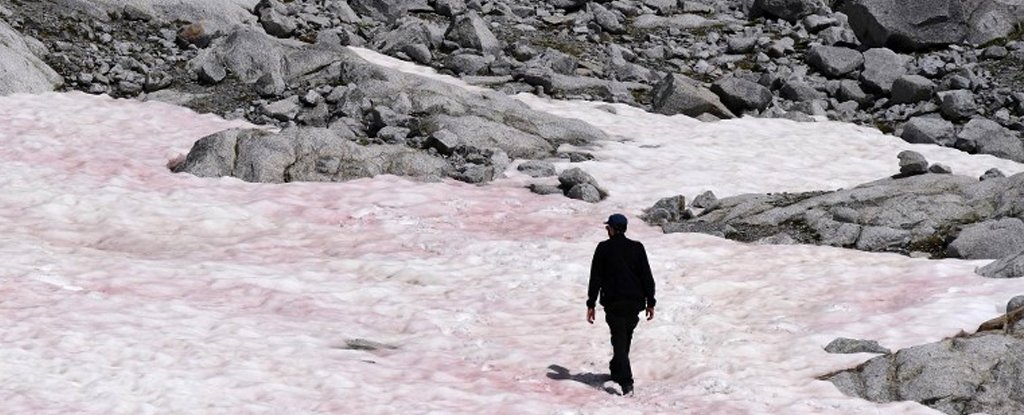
[{"xmin": 587, "ymin": 234, "xmax": 656, "ymax": 312}]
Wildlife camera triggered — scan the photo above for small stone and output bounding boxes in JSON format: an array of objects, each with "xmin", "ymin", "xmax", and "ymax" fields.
[
  {"xmin": 197, "ymin": 60, "xmax": 226, "ymax": 84},
  {"xmin": 425, "ymin": 130, "xmax": 462, "ymax": 155},
  {"xmin": 982, "ymin": 45, "xmax": 1009, "ymax": 60},
  {"xmin": 1008, "ymin": 295, "xmax": 1024, "ymax": 313},
  {"xmin": 824, "ymin": 338, "xmax": 891, "ymax": 354},
  {"xmin": 517, "ymin": 160, "xmax": 557, "ymax": 177},
  {"xmin": 928, "ymin": 163, "xmax": 952, "ymax": 174},
  {"xmin": 897, "ymin": 150, "xmax": 928, "ymax": 176},
  {"xmin": 302, "ymin": 90, "xmax": 323, "ymax": 106},
  {"xmin": 567, "ymin": 183, "xmax": 602, "ymax": 203},
  {"xmin": 981, "ymin": 168, "xmax": 1006, "ymax": 181},
  {"xmin": 692, "ymin": 190, "xmax": 718, "ymax": 209},
  {"xmin": 529, "ymin": 183, "xmax": 563, "ymax": 195}
]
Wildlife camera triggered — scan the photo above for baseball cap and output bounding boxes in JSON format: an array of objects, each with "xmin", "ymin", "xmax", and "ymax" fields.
[{"xmin": 604, "ymin": 213, "xmax": 628, "ymax": 227}]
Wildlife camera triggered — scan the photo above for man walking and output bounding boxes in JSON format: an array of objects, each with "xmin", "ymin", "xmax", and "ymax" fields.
[{"xmin": 586, "ymin": 213, "xmax": 656, "ymax": 396}]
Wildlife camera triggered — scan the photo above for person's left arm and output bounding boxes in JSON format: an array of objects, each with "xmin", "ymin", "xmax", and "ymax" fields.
[{"xmin": 638, "ymin": 243, "xmax": 656, "ymax": 320}]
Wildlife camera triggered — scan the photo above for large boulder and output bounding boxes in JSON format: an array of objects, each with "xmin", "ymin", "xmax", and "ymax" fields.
[
  {"xmin": 859, "ymin": 48, "xmax": 910, "ymax": 94},
  {"xmin": 445, "ymin": 12, "xmax": 501, "ymax": 57},
  {"xmin": 939, "ymin": 89, "xmax": 979, "ymax": 121},
  {"xmin": 957, "ymin": 118, "xmax": 1024, "ymax": 162},
  {"xmin": 753, "ymin": 0, "xmax": 822, "ymax": 22},
  {"xmin": 826, "ymin": 331, "xmax": 1024, "ymax": 414},
  {"xmin": 978, "ymin": 250, "xmax": 1024, "ymax": 279},
  {"xmin": 836, "ymin": 0, "xmax": 968, "ymax": 50},
  {"xmin": 947, "ymin": 218, "xmax": 1024, "ymax": 259},
  {"xmin": 349, "ymin": 0, "xmax": 430, "ymax": 22},
  {"xmin": 0, "ymin": 19, "xmax": 63, "ymax": 95},
  {"xmin": 890, "ymin": 75, "xmax": 935, "ymax": 104},
  {"xmin": 806, "ymin": 46, "xmax": 864, "ymax": 78},
  {"xmin": 187, "ymin": 27, "xmax": 289, "ymax": 83},
  {"xmin": 711, "ymin": 76, "xmax": 773, "ymax": 114},
  {"xmin": 174, "ymin": 127, "xmax": 452, "ymax": 182},
  {"xmin": 836, "ymin": 0, "xmax": 1024, "ymax": 50},
  {"xmin": 419, "ymin": 115, "xmax": 554, "ymax": 159},
  {"xmin": 900, "ymin": 116, "xmax": 955, "ymax": 146},
  {"xmin": 652, "ymin": 73, "xmax": 736, "ymax": 119}
]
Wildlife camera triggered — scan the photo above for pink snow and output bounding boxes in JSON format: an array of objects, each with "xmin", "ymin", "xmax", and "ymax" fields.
[{"xmin": 1, "ymin": 54, "xmax": 1022, "ymax": 414}]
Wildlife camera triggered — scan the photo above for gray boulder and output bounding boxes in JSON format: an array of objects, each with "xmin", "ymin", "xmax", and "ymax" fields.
[
  {"xmin": 855, "ymin": 226, "xmax": 911, "ymax": 251},
  {"xmin": 518, "ymin": 160, "xmax": 557, "ymax": 177},
  {"xmin": 692, "ymin": 190, "xmax": 718, "ymax": 209},
  {"xmin": 802, "ymin": 14, "xmax": 838, "ymax": 32},
  {"xmin": 711, "ymin": 76, "xmax": 774, "ymax": 114},
  {"xmin": 781, "ymin": 80, "xmax": 827, "ymax": 101},
  {"xmin": 978, "ymin": 250, "xmax": 1024, "ymax": 279},
  {"xmin": 175, "ymin": 127, "xmax": 451, "ymax": 183},
  {"xmin": 836, "ymin": 80, "xmax": 870, "ymax": 106},
  {"xmin": 957, "ymin": 118, "xmax": 1024, "ymax": 162},
  {"xmin": 652, "ymin": 73, "xmax": 736, "ymax": 119},
  {"xmin": 890, "ymin": 75, "xmax": 935, "ymax": 104},
  {"xmin": 559, "ymin": 168, "xmax": 606, "ymax": 202},
  {"xmin": 420, "ymin": 114, "xmax": 554, "ymax": 159},
  {"xmin": 350, "ymin": 0, "xmax": 429, "ymax": 22},
  {"xmin": 558, "ymin": 167, "xmax": 600, "ymax": 190},
  {"xmin": 753, "ymin": 0, "xmax": 822, "ymax": 22},
  {"xmin": 590, "ymin": 3, "xmax": 625, "ymax": 34},
  {"xmin": 0, "ymin": 19, "xmax": 63, "ymax": 95},
  {"xmin": 372, "ymin": 17, "xmax": 437, "ymax": 55},
  {"xmin": 819, "ymin": 26, "xmax": 861, "ymax": 47},
  {"xmin": 928, "ymin": 163, "xmax": 952, "ymax": 174},
  {"xmin": 431, "ymin": 0, "xmax": 466, "ymax": 17},
  {"xmin": 512, "ymin": 66, "xmax": 644, "ymax": 104},
  {"xmin": 529, "ymin": 183, "xmax": 564, "ymax": 195},
  {"xmin": 939, "ymin": 90, "xmax": 979, "ymax": 121},
  {"xmin": 824, "ymin": 338, "xmax": 891, "ymax": 354},
  {"xmin": 897, "ymin": 150, "xmax": 928, "ymax": 176},
  {"xmin": 839, "ymin": 0, "xmax": 1024, "ymax": 50},
  {"xmin": 859, "ymin": 48, "xmax": 910, "ymax": 94},
  {"xmin": 188, "ymin": 27, "xmax": 288, "ymax": 83},
  {"xmin": 643, "ymin": 195, "xmax": 691, "ymax": 226},
  {"xmin": 196, "ymin": 59, "xmax": 227, "ymax": 84},
  {"xmin": 836, "ymin": 0, "xmax": 967, "ymax": 50},
  {"xmin": 826, "ymin": 331, "xmax": 1024, "ymax": 414},
  {"xmin": 982, "ymin": 168, "xmax": 1006, "ymax": 181},
  {"xmin": 947, "ymin": 218, "xmax": 1024, "ymax": 259},
  {"xmin": 567, "ymin": 184, "xmax": 602, "ymax": 203},
  {"xmin": 1009, "ymin": 295, "xmax": 1024, "ymax": 313},
  {"xmin": 445, "ymin": 12, "xmax": 501, "ymax": 57},
  {"xmin": 807, "ymin": 46, "xmax": 864, "ymax": 78},
  {"xmin": 255, "ymin": 0, "xmax": 297, "ymax": 38},
  {"xmin": 263, "ymin": 96, "xmax": 301, "ymax": 121}
]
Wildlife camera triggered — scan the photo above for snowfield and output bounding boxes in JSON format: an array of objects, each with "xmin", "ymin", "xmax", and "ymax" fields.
[{"xmin": 2, "ymin": 48, "xmax": 1024, "ymax": 414}]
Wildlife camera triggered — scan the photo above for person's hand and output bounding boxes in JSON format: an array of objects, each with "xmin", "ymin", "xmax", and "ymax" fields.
[
  {"xmin": 587, "ymin": 307, "xmax": 595, "ymax": 324},
  {"xmin": 645, "ymin": 306, "xmax": 655, "ymax": 321}
]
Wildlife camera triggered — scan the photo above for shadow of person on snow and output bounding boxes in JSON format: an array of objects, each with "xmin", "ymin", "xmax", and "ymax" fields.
[{"xmin": 546, "ymin": 364, "xmax": 619, "ymax": 395}]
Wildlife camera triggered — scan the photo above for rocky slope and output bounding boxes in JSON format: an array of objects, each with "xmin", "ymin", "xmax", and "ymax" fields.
[{"xmin": 5, "ymin": 0, "xmax": 1024, "ymax": 164}]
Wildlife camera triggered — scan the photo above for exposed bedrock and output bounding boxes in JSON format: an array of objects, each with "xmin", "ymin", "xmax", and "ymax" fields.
[
  {"xmin": 650, "ymin": 156, "xmax": 1024, "ymax": 264},
  {"xmin": 824, "ymin": 301, "xmax": 1024, "ymax": 415},
  {"xmin": 173, "ymin": 28, "xmax": 608, "ymax": 186}
]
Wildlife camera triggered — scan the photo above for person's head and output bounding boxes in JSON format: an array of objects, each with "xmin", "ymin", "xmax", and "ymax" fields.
[{"xmin": 604, "ymin": 213, "xmax": 627, "ymax": 236}]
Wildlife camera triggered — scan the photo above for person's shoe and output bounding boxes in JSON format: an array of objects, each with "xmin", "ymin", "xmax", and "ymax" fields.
[{"xmin": 621, "ymin": 383, "xmax": 634, "ymax": 396}]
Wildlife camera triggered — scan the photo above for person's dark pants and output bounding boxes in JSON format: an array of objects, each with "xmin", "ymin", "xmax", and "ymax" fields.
[{"xmin": 605, "ymin": 306, "xmax": 640, "ymax": 388}]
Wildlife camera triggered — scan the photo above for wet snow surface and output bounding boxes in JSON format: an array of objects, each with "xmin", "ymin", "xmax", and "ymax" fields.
[{"xmin": 3, "ymin": 48, "xmax": 1024, "ymax": 414}]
